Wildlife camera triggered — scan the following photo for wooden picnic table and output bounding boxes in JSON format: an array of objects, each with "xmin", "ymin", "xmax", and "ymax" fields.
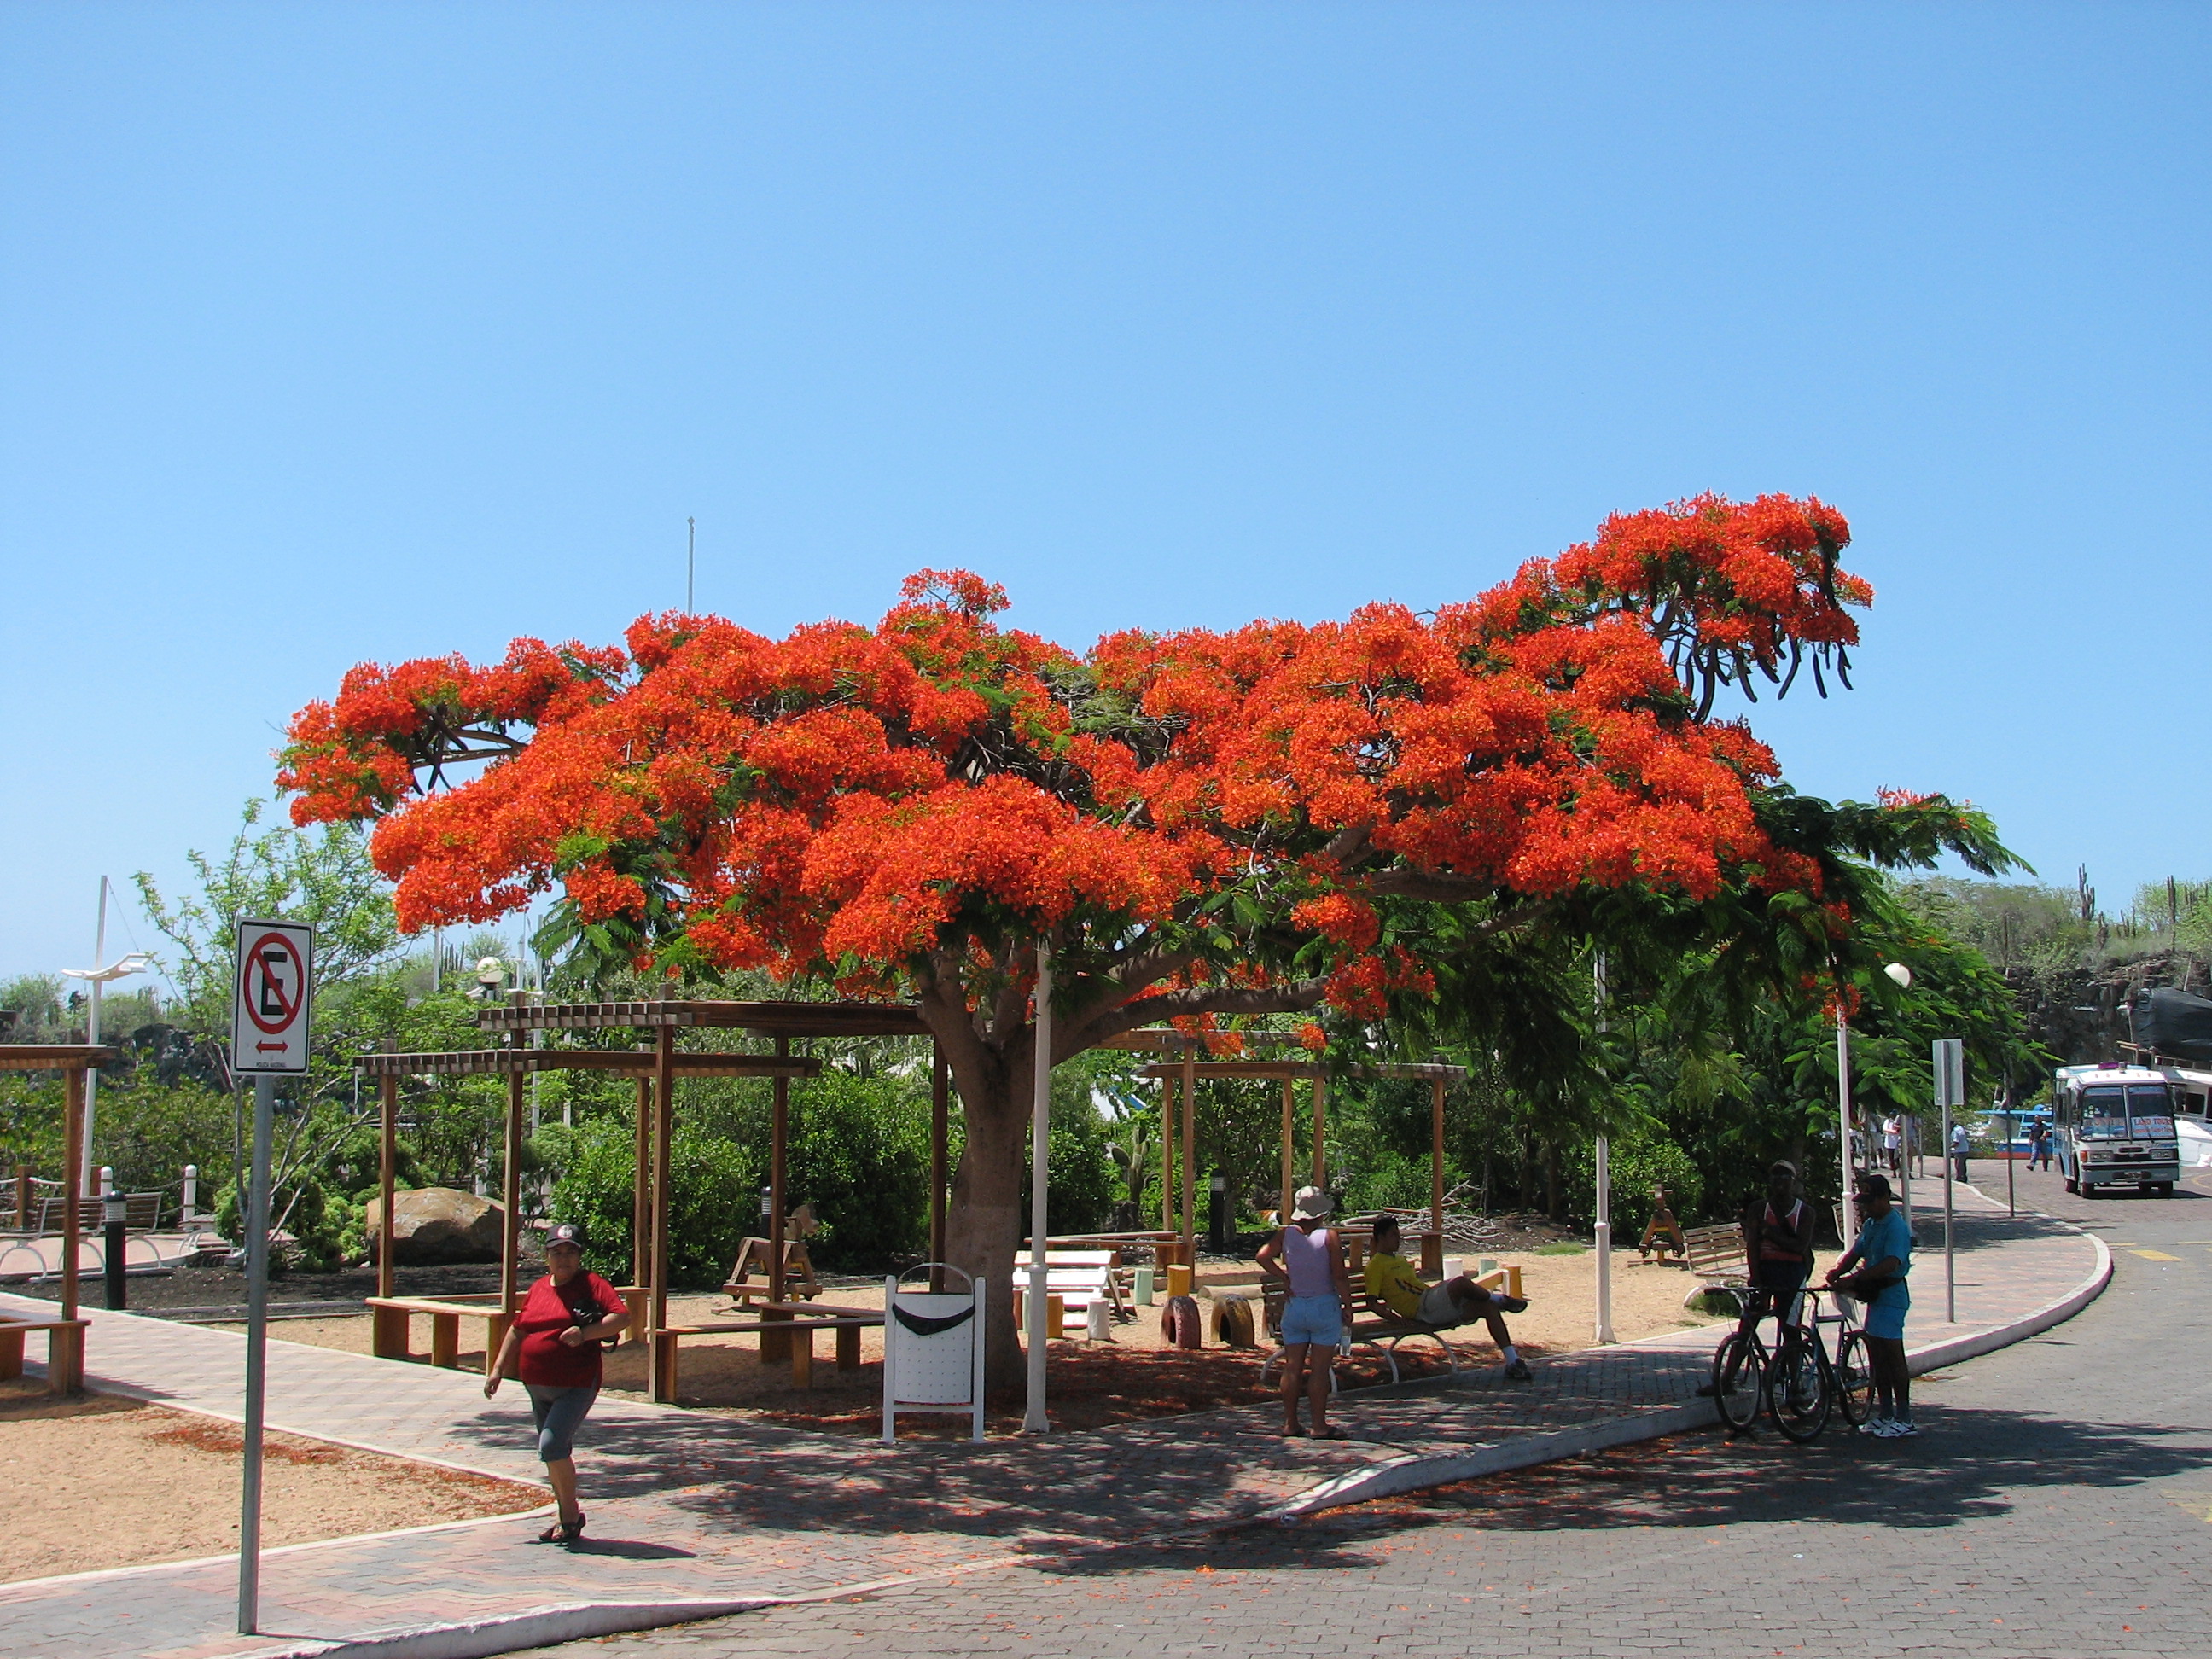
[{"xmin": 0, "ymin": 1313, "xmax": 87, "ymax": 1393}]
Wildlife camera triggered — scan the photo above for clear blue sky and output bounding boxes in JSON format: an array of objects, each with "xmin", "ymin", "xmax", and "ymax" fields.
[{"xmin": 4, "ymin": 3, "xmax": 2206, "ymax": 985}]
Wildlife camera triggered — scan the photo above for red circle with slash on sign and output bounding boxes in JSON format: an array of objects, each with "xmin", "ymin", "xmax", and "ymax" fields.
[{"xmin": 242, "ymin": 931, "xmax": 306, "ymax": 1036}]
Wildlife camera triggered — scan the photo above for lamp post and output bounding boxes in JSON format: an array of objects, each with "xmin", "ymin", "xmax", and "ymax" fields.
[
  {"xmin": 1838, "ymin": 961, "xmax": 1914, "ymax": 1249},
  {"xmin": 61, "ymin": 878, "xmax": 151, "ymax": 1196}
]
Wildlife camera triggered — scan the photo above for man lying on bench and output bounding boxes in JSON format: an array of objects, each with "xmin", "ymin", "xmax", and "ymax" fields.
[{"xmin": 1361, "ymin": 1214, "xmax": 1534, "ymax": 1380}]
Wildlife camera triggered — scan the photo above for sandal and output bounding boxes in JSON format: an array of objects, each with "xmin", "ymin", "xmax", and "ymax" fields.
[
  {"xmin": 537, "ymin": 1511, "xmax": 586, "ymax": 1544},
  {"xmin": 1312, "ymin": 1426, "xmax": 1349, "ymax": 1441}
]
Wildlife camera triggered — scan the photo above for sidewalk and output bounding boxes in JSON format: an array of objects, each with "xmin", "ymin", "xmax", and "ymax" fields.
[{"xmin": 0, "ymin": 1187, "xmax": 2106, "ymax": 1659}]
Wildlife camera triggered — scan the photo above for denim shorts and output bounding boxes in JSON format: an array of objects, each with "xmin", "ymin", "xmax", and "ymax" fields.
[
  {"xmin": 523, "ymin": 1382, "xmax": 598, "ymax": 1463},
  {"xmin": 1280, "ymin": 1293, "xmax": 1343, "ymax": 1348}
]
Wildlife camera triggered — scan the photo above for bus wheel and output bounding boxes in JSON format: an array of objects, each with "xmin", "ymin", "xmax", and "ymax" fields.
[
  {"xmin": 2156, "ymin": 1183, "xmax": 2174, "ymax": 1197},
  {"xmin": 2064, "ymin": 1175, "xmax": 2079, "ymax": 1195}
]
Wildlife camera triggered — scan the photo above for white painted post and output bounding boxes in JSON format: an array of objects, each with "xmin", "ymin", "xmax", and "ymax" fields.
[
  {"xmin": 1837, "ymin": 1014, "xmax": 1858, "ymax": 1247},
  {"xmin": 182, "ymin": 1165, "xmax": 198, "ymax": 1227},
  {"xmin": 1593, "ymin": 1136, "xmax": 1615, "ymax": 1345}
]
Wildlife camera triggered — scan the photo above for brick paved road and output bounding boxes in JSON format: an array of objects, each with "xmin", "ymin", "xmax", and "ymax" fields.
[{"xmin": 572, "ymin": 1166, "xmax": 2209, "ymax": 1659}]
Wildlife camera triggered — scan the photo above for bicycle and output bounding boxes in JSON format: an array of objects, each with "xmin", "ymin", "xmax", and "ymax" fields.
[{"xmin": 1707, "ymin": 1285, "xmax": 1873, "ymax": 1441}]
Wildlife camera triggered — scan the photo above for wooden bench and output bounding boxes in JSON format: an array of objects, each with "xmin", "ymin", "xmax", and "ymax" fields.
[
  {"xmin": 367, "ymin": 1286, "xmax": 644, "ymax": 1373},
  {"xmin": 1257, "ymin": 1262, "xmax": 1526, "ymax": 1386},
  {"xmin": 0, "ymin": 1315, "xmax": 88, "ymax": 1393},
  {"xmin": 365, "ymin": 1295, "xmax": 514, "ymax": 1373},
  {"xmin": 1680, "ymin": 1224, "xmax": 1750, "ymax": 1313},
  {"xmin": 652, "ymin": 1303, "xmax": 882, "ymax": 1396}
]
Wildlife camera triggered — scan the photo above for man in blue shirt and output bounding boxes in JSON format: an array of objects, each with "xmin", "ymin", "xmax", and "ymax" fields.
[{"xmin": 1827, "ymin": 1173, "xmax": 1916, "ymax": 1437}]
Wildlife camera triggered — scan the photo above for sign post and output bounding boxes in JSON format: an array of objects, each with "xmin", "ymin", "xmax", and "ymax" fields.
[
  {"xmin": 230, "ymin": 919, "xmax": 312, "ymax": 1637},
  {"xmin": 1933, "ymin": 1038, "xmax": 1965, "ymax": 1325}
]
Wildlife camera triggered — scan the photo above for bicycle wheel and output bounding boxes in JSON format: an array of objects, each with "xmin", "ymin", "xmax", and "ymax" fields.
[
  {"xmin": 1710, "ymin": 1330, "xmax": 1765, "ymax": 1430},
  {"xmin": 1835, "ymin": 1330, "xmax": 1875, "ymax": 1427},
  {"xmin": 1767, "ymin": 1338, "xmax": 1831, "ymax": 1442}
]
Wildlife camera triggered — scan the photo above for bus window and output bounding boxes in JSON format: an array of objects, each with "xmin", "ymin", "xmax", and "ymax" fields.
[
  {"xmin": 2081, "ymin": 1086, "xmax": 2128, "ymax": 1119},
  {"xmin": 2127, "ymin": 1084, "xmax": 2174, "ymax": 1116}
]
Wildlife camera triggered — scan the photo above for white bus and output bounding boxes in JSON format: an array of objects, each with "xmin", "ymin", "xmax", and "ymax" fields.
[{"xmin": 2052, "ymin": 1064, "xmax": 2181, "ymax": 1198}]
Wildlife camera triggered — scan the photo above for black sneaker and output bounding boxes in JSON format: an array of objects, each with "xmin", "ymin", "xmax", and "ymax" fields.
[{"xmin": 1498, "ymin": 1295, "xmax": 1529, "ymax": 1314}]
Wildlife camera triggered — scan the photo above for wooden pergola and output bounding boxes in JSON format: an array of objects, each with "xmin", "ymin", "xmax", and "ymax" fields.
[
  {"xmin": 358, "ymin": 999, "xmax": 942, "ymax": 1403},
  {"xmin": 1126, "ymin": 1045, "xmax": 1466, "ymax": 1273},
  {"xmin": 0, "ymin": 1045, "xmax": 114, "ymax": 1390}
]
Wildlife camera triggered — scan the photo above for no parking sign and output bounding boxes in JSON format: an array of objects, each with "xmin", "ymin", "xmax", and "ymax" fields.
[{"xmin": 230, "ymin": 919, "xmax": 314, "ymax": 1075}]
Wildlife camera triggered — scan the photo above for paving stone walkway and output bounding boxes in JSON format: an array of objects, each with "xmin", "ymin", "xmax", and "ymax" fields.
[{"xmin": 0, "ymin": 1185, "xmax": 2101, "ymax": 1659}]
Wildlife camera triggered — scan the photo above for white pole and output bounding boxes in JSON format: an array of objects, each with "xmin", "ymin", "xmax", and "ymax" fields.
[
  {"xmin": 687, "ymin": 516, "xmax": 696, "ymax": 611},
  {"xmin": 1837, "ymin": 1013, "xmax": 1858, "ymax": 1246},
  {"xmin": 1022, "ymin": 943, "xmax": 1052, "ymax": 1435},
  {"xmin": 236, "ymin": 1074, "xmax": 275, "ymax": 1633},
  {"xmin": 83, "ymin": 877, "xmax": 108, "ymax": 1190},
  {"xmin": 1593, "ymin": 1135, "xmax": 1615, "ymax": 1344},
  {"xmin": 183, "ymin": 1164, "xmax": 198, "ymax": 1227},
  {"xmin": 1592, "ymin": 952, "xmax": 1615, "ymax": 1344}
]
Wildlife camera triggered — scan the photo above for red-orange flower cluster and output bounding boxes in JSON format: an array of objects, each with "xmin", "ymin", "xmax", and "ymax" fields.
[{"xmin": 276, "ymin": 493, "xmax": 1865, "ymax": 1027}]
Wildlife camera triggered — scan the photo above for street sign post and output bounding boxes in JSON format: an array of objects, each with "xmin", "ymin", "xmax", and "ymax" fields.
[
  {"xmin": 1934, "ymin": 1038, "xmax": 1965, "ymax": 1324},
  {"xmin": 230, "ymin": 919, "xmax": 312, "ymax": 1637}
]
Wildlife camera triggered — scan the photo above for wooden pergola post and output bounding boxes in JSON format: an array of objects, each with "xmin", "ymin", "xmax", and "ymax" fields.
[
  {"xmin": 632, "ymin": 1074, "xmax": 652, "ymax": 1289},
  {"xmin": 762, "ymin": 1035, "xmax": 791, "ymax": 1365},
  {"xmin": 493, "ymin": 1068, "xmax": 523, "ymax": 1371},
  {"xmin": 649, "ymin": 1026, "xmax": 676, "ymax": 1401},
  {"xmin": 1423, "ymin": 1074, "xmax": 1447, "ymax": 1275},
  {"xmin": 1160, "ymin": 1072, "xmax": 1176, "ymax": 1241},
  {"xmin": 928, "ymin": 1045, "xmax": 949, "ymax": 1287},
  {"xmin": 376, "ymin": 1071, "xmax": 397, "ymax": 1301},
  {"xmin": 61, "ymin": 1066, "xmax": 84, "ymax": 1325},
  {"xmin": 1179, "ymin": 1049, "xmax": 1197, "ymax": 1265},
  {"xmin": 1278, "ymin": 1075, "xmax": 1295, "ymax": 1225},
  {"xmin": 1312, "ymin": 1075, "xmax": 1328, "ymax": 1190}
]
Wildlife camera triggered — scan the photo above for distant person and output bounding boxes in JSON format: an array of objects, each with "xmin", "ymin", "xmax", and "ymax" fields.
[
  {"xmin": 1827, "ymin": 1173, "xmax": 1915, "ymax": 1436},
  {"xmin": 1256, "ymin": 1187, "xmax": 1353, "ymax": 1438},
  {"xmin": 1362, "ymin": 1214, "xmax": 1532, "ymax": 1379},
  {"xmin": 485, "ymin": 1222, "xmax": 632, "ymax": 1543},
  {"xmin": 2030, "ymin": 1120, "xmax": 2053, "ymax": 1172},
  {"xmin": 1908, "ymin": 1115, "xmax": 1926, "ymax": 1179},
  {"xmin": 1882, "ymin": 1115, "xmax": 1903, "ymax": 1174},
  {"xmin": 1951, "ymin": 1121, "xmax": 1970, "ymax": 1184},
  {"xmin": 1697, "ymin": 1161, "xmax": 1816, "ymax": 1398}
]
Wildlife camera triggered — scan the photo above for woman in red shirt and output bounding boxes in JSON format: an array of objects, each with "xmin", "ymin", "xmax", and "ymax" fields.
[{"xmin": 485, "ymin": 1222, "xmax": 631, "ymax": 1542}]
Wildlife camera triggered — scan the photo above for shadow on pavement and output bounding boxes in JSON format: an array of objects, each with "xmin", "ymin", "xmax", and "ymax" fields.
[{"xmin": 1356, "ymin": 1406, "xmax": 2212, "ymax": 1534}]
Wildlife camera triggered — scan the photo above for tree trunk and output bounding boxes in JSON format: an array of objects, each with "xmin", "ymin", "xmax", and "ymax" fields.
[{"xmin": 933, "ymin": 1038, "xmax": 1033, "ymax": 1393}]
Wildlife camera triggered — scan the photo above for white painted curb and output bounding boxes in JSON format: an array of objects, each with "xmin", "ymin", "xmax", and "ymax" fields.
[{"xmin": 232, "ymin": 1600, "xmax": 772, "ymax": 1659}]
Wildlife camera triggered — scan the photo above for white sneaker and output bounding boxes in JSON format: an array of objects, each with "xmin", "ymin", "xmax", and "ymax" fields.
[
  {"xmin": 1887, "ymin": 1420, "xmax": 1920, "ymax": 1438},
  {"xmin": 1857, "ymin": 1417, "xmax": 1893, "ymax": 1436}
]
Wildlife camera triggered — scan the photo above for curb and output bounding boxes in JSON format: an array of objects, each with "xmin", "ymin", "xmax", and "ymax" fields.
[{"xmin": 230, "ymin": 1599, "xmax": 772, "ymax": 1659}]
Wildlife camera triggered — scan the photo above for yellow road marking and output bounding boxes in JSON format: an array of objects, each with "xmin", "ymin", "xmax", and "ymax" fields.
[
  {"xmin": 2129, "ymin": 1249, "xmax": 2182, "ymax": 1261},
  {"xmin": 2168, "ymin": 1493, "xmax": 2212, "ymax": 1524}
]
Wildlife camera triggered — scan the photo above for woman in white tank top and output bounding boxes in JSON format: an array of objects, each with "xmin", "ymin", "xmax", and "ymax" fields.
[{"xmin": 1255, "ymin": 1186, "xmax": 1352, "ymax": 1438}]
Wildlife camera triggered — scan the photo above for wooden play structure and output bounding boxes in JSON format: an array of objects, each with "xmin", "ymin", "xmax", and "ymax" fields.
[
  {"xmin": 1115, "ymin": 1035, "xmax": 1467, "ymax": 1276},
  {"xmin": 358, "ymin": 998, "xmax": 946, "ymax": 1404},
  {"xmin": 0, "ymin": 1045, "xmax": 114, "ymax": 1392}
]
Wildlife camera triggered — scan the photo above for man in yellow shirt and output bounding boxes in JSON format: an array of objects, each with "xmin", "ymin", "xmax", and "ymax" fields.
[{"xmin": 1362, "ymin": 1214, "xmax": 1532, "ymax": 1379}]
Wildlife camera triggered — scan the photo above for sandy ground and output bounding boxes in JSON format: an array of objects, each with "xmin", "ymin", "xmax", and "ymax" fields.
[
  {"xmin": 0, "ymin": 1377, "xmax": 544, "ymax": 1584},
  {"xmin": 214, "ymin": 1245, "xmax": 1815, "ymax": 1433}
]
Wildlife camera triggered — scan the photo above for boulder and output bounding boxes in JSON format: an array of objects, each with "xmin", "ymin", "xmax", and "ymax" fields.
[{"xmin": 364, "ymin": 1187, "xmax": 504, "ymax": 1265}]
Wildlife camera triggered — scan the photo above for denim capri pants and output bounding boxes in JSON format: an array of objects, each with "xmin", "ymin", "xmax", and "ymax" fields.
[{"xmin": 523, "ymin": 1382, "xmax": 598, "ymax": 1462}]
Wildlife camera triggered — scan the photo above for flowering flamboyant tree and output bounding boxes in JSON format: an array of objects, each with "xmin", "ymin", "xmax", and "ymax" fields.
[{"xmin": 281, "ymin": 492, "xmax": 1994, "ymax": 1379}]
